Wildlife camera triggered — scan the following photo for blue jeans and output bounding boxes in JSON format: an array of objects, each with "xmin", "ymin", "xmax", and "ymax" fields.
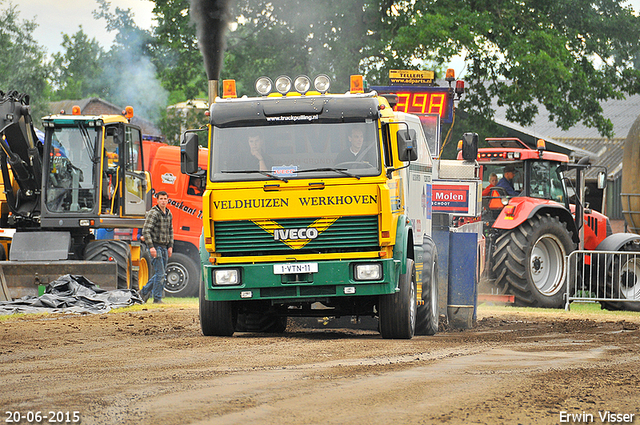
[{"xmin": 141, "ymin": 246, "xmax": 168, "ymax": 300}]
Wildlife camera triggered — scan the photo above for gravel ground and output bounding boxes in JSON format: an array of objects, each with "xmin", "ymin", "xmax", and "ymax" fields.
[{"xmin": 1, "ymin": 303, "xmax": 639, "ymax": 425}]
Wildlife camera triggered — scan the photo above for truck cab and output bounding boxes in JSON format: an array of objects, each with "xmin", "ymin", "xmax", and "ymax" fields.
[{"xmin": 182, "ymin": 75, "xmax": 441, "ymax": 338}]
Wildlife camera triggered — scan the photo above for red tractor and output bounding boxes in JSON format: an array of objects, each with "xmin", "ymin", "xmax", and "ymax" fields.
[{"xmin": 471, "ymin": 138, "xmax": 640, "ymax": 309}]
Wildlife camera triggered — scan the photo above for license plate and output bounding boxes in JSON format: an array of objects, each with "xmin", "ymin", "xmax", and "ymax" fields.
[{"xmin": 273, "ymin": 262, "xmax": 318, "ymax": 275}]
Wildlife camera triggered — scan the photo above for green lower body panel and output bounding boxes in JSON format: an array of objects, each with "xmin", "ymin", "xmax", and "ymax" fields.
[{"xmin": 204, "ymin": 258, "xmax": 400, "ymax": 302}]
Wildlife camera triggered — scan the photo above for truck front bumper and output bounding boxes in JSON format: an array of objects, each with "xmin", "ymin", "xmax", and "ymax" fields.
[{"xmin": 203, "ymin": 258, "xmax": 400, "ymax": 302}]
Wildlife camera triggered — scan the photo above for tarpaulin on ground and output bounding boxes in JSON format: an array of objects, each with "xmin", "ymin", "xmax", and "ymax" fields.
[{"xmin": 0, "ymin": 274, "xmax": 142, "ymax": 315}]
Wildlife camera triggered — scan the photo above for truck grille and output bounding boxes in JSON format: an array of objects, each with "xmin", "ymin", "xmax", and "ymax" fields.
[{"xmin": 214, "ymin": 215, "xmax": 379, "ymax": 255}]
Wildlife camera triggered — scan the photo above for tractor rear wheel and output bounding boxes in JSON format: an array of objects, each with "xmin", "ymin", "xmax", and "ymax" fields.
[{"xmin": 492, "ymin": 214, "xmax": 574, "ymax": 308}]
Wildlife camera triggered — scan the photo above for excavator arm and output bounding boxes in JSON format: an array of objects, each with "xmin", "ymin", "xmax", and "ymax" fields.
[{"xmin": 0, "ymin": 91, "xmax": 43, "ymax": 225}]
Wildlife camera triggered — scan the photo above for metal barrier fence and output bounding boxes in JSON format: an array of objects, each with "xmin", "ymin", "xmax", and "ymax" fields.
[{"xmin": 566, "ymin": 250, "xmax": 640, "ymax": 310}]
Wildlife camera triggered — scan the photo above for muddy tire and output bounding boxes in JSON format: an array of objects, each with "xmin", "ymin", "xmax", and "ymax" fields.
[
  {"xmin": 84, "ymin": 240, "xmax": 132, "ymax": 289},
  {"xmin": 199, "ymin": 277, "xmax": 236, "ymax": 336},
  {"xmin": 379, "ymin": 258, "xmax": 417, "ymax": 339},
  {"xmin": 600, "ymin": 244, "xmax": 640, "ymax": 311},
  {"xmin": 492, "ymin": 214, "xmax": 574, "ymax": 308},
  {"xmin": 164, "ymin": 253, "xmax": 199, "ymax": 297},
  {"xmin": 416, "ymin": 243, "xmax": 439, "ymax": 336}
]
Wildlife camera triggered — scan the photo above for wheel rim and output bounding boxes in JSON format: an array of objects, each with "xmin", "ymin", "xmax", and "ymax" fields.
[
  {"xmin": 139, "ymin": 257, "xmax": 150, "ymax": 287},
  {"xmin": 618, "ymin": 257, "xmax": 640, "ymax": 300},
  {"xmin": 530, "ymin": 234, "xmax": 566, "ymax": 296},
  {"xmin": 165, "ymin": 262, "xmax": 189, "ymax": 293}
]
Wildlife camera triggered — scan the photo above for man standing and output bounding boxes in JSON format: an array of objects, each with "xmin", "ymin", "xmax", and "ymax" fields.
[{"xmin": 140, "ymin": 191, "xmax": 174, "ymax": 304}]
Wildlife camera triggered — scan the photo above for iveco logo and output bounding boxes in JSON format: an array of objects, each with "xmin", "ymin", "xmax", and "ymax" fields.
[
  {"xmin": 274, "ymin": 228, "xmax": 319, "ymax": 241},
  {"xmin": 253, "ymin": 217, "xmax": 340, "ymax": 250}
]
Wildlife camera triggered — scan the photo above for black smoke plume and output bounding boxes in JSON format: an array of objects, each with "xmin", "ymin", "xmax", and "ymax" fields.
[{"xmin": 190, "ymin": 0, "xmax": 232, "ymax": 80}]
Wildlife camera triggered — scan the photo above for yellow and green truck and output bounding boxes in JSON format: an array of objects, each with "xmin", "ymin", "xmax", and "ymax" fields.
[{"xmin": 181, "ymin": 75, "xmax": 469, "ymax": 338}]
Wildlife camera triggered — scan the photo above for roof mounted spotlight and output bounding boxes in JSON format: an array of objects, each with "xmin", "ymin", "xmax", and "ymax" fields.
[
  {"xmin": 294, "ymin": 75, "xmax": 311, "ymax": 94},
  {"xmin": 313, "ymin": 74, "xmax": 331, "ymax": 94},
  {"xmin": 255, "ymin": 76, "xmax": 273, "ymax": 96},
  {"xmin": 275, "ymin": 75, "xmax": 292, "ymax": 94}
]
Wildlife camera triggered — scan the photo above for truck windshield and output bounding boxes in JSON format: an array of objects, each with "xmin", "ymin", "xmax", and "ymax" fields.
[
  {"xmin": 45, "ymin": 126, "xmax": 98, "ymax": 213},
  {"xmin": 210, "ymin": 122, "xmax": 380, "ymax": 182}
]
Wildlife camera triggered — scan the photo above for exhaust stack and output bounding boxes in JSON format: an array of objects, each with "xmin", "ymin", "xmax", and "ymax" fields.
[{"xmin": 209, "ymin": 80, "xmax": 219, "ymax": 105}]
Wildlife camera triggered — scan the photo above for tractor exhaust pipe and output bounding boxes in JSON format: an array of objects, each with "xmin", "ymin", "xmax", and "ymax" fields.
[{"xmin": 208, "ymin": 80, "xmax": 219, "ymax": 106}]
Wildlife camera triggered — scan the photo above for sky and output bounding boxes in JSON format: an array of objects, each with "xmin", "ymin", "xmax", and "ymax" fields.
[
  {"xmin": 15, "ymin": 0, "xmax": 640, "ymax": 76},
  {"xmin": 21, "ymin": 0, "xmax": 156, "ymax": 55}
]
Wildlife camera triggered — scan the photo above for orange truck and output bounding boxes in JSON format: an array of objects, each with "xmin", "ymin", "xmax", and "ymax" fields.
[{"xmin": 142, "ymin": 138, "xmax": 207, "ymax": 297}]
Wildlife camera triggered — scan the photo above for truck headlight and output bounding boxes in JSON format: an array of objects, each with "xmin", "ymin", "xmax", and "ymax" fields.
[
  {"xmin": 354, "ymin": 263, "xmax": 382, "ymax": 281},
  {"xmin": 214, "ymin": 269, "xmax": 241, "ymax": 285}
]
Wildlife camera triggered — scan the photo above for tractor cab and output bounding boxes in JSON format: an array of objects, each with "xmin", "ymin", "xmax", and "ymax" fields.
[{"xmin": 464, "ymin": 138, "xmax": 570, "ymax": 226}]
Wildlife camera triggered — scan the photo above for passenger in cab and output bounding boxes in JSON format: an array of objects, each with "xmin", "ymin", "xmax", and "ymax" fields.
[{"xmin": 482, "ymin": 173, "xmax": 498, "ymax": 197}]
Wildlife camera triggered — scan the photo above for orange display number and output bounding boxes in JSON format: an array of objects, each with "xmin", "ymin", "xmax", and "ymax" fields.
[{"xmin": 393, "ymin": 91, "xmax": 449, "ymax": 118}]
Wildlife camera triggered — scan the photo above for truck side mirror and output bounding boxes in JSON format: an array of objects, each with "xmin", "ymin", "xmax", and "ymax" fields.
[
  {"xmin": 461, "ymin": 132, "xmax": 478, "ymax": 161},
  {"xmin": 597, "ymin": 171, "xmax": 606, "ymax": 190},
  {"xmin": 397, "ymin": 128, "xmax": 418, "ymax": 162},
  {"xmin": 180, "ymin": 132, "xmax": 199, "ymax": 175}
]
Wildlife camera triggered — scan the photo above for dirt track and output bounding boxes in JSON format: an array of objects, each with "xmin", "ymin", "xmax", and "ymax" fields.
[{"xmin": 2, "ymin": 305, "xmax": 640, "ymax": 425}]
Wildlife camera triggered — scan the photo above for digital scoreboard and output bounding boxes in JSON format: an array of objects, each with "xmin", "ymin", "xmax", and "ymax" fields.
[
  {"xmin": 395, "ymin": 91, "xmax": 449, "ymax": 117},
  {"xmin": 370, "ymin": 85, "xmax": 454, "ymax": 123}
]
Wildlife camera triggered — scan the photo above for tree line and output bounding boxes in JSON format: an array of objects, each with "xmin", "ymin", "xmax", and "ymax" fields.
[{"xmin": 3, "ymin": 0, "xmax": 640, "ymax": 151}]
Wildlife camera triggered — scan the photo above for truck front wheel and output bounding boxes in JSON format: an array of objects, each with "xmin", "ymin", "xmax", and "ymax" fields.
[
  {"xmin": 379, "ymin": 258, "xmax": 417, "ymax": 339},
  {"xmin": 199, "ymin": 278, "xmax": 236, "ymax": 336},
  {"xmin": 416, "ymin": 242, "xmax": 439, "ymax": 336},
  {"xmin": 165, "ymin": 253, "xmax": 199, "ymax": 297},
  {"xmin": 492, "ymin": 214, "xmax": 574, "ymax": 308}
]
